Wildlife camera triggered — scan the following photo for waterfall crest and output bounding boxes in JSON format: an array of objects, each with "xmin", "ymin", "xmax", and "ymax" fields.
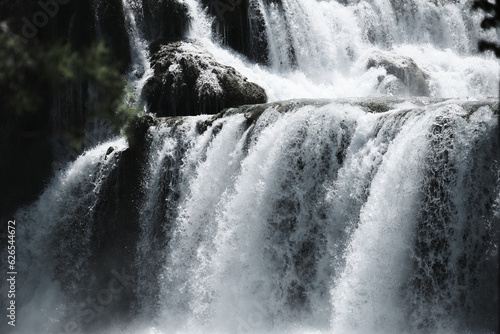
[
  {"xmin": 6, "ymin": 99, "xmax": 498, "ymax": 334},
  {"xmin": 187, "ymin": 0, "xmax": 499, "ymax": 101}
]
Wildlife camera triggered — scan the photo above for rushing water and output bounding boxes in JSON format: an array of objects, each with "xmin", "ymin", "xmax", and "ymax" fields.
[
  {"xmin": 5, "ymin": 99, "xmax": 499, "ymax": 334},
  {"xmin": 185, "ymin": 0, "xmax": 500, "ymax": 101},
  {"xmin": 121, "ymin": 0, "xmax": 153, "ymax": 98},
  {"xmin": 2, "ymin": 0, "xmax": 499, "ymax": 333}
]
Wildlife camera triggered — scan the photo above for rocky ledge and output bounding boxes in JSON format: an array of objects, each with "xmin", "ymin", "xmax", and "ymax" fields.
[{"xmin": 142, "ymin": 41, "xmax": 267, "ymax": 116}]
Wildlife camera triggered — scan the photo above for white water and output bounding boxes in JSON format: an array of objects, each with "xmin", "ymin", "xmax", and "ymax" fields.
[
  {"xmin": 184, "ymin": 0, "xmax": 499, "ymax": 101},
  {"xmin": 77, "ymin": 0, "xmax": 153, "ymax": 150},
  {"xmin": 4, "ymin": 138, "xmax": 127, "ymax": 334},
  {"xmin": 122, "ymin": 0, "xmax": 153, "ymax": 100},
  {"xmin": 129, "ymin": 101, "xmax": 498, "ymax": 334},
  {"xmin": 3, "ymin": 0, "xmax": 500, "ymax": 333},
  {"xmin": 4, "ymin": 100, "xmax": 499, "ymax": 334}
]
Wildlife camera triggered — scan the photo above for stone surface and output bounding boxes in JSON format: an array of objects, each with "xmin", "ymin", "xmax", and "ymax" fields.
[
  {"xmin": 201, "ymin": 0, "xmax": 269, "ymax": 64},
  {"xmin": 142, "ymin": 41, "xmax": 267, "ymax": 116},
  {"xmin": 367, "ymin": 50, "xmax": 431, "ymax": 96}
]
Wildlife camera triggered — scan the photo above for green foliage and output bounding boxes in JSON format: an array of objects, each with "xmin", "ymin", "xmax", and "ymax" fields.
[
  {"xmin": 0, "ymin": 22, "xmax": 135, "ymax": 139},
  {"xmin": 124, "ymin": 112, "xmax": 157, "ymax": 150},
  {"xmin": 0, "ymin": 16, "xmax": 140, "ymax": 217}
]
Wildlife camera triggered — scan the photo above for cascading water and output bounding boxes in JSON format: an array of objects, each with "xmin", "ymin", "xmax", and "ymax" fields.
[
  {"xmin": 136, "ymin": 100, "xmax": 497, "ymax": 334},
  {"xmin": 83, "ymin": 0, "xmax": 152, "ymax": 149},
  {"xmin": 3, "ymin": 138, "xmax": 128, "ymax": 333},
  {"xmin": 5, "ymin": 98, "xmax": 498, "ymax": 334},
  {"xmin": 2, "ymin": 0, "xmax": 500, "ymax": 333},
  {"xmin": 122, "ymin": 0, "xmax": 153, "ymax": 98},
  {"xmin": 192, "ymin": 0, "xmax": 499, "ymax": 100}
]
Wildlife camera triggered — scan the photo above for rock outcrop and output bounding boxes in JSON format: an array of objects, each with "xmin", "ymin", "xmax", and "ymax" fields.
[
  {"xmin": 367, "ymin": 51, "xmax": 431, "ymax": 96},
  {"xmin": 142, "ymin": 41, "xmax": 268, "ymax": 116}
]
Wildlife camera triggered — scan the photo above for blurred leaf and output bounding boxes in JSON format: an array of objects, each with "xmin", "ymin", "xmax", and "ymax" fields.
[{"xmin": 0, "ymin": 21, "xmax": 138, "ymax": 147}]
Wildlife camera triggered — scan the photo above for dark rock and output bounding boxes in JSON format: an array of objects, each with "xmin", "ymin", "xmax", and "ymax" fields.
[
  {"xmin": 67, "ymin": 0, "xmax": 98, "ymax": 50},
  {"xmin": 0, "ymin": 125, "xmax": 52, "ymax": 220},
  {"xmin": 139, "ymin": 0, "xmax": 190, "ymax": 41},
  {"xmin": 106, "ymin": 146, "xmax": 115, "ymax": 156},
  {"xmin": 141, "ymin": 0, "xmax": 160, "ymax": 39},
  {"xmin": 142, "ymin": 41, "xmax": 267, "ymax": 116},
  {"xmin": 95, "ymin": 0, "xmax": 131, "ymax": 73},
  {"xmin": 367, "ymin": 50, "xmax": 430, "ymax": 96},
  {"xmin": 125, "ymin": 113, "xmax": 159, "ymax": 151},
  {"xmin": 201, "ymin": 0, "xmax": 269, "ymax": 64},
  {"xmin": 86, "ymin": 145, "xmax": 142, "ymax": 331},
  {"xmin": 160, "ymin": 0, "xmax": 190, "ymax": 41}
]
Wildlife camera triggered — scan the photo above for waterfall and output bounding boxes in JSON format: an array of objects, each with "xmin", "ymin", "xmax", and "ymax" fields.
[
  {"xmin": 4, "ymin": 99, "xmax": 499, "ymax": 334},
  {"xmin": 2, "ymin": 0, "xmax": 500, "ymax": 333},
  {"xmin": 122, "ymin": 0, "xmax": 153, "ymax": 98},
  {"xmin": 83, "ymin": 0, "xmax": 152, "ymax": 149},
  {"xmin": 4, "ymin": 138, "xmax": 127, "ymax": 333},
  {"xmin": 189, "ymin": 0, "xmax": 499, "ymax": 101},
  {"xmin": 131, "ymin": 100, "xmax": 497, "ymax": 334}
]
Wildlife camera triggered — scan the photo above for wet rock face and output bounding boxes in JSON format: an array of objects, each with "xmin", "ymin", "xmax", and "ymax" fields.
[
  {"xmin": 367, "ymin": 50, "xmax": 431, "ymax": 97},
  {"xmin": 142, "ymin": 41, "xmax": 268, "ymax": 116},
  {"xmin": 139, "ymin": 0, "xmax": 190, "ymax": 41},
  {"xmin": 201, "ymin": 0, "xmax": 269, "ymax": 64},
  {"xmin": 95, "ymin": 0, "xmax": 131, "ymax": 72}
]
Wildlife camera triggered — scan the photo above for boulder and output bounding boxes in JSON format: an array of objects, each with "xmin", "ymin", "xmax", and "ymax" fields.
[
  {"xmin": 142, "ymin": 41, "xmax": 267, "ymax": 116},
  {"xmin": 367, "ymin": 50, "xmax": 430, "ymax": 96},
  {"xmin": 376, "ymin": 74, "xmax": 409, "ymax": 96}
]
